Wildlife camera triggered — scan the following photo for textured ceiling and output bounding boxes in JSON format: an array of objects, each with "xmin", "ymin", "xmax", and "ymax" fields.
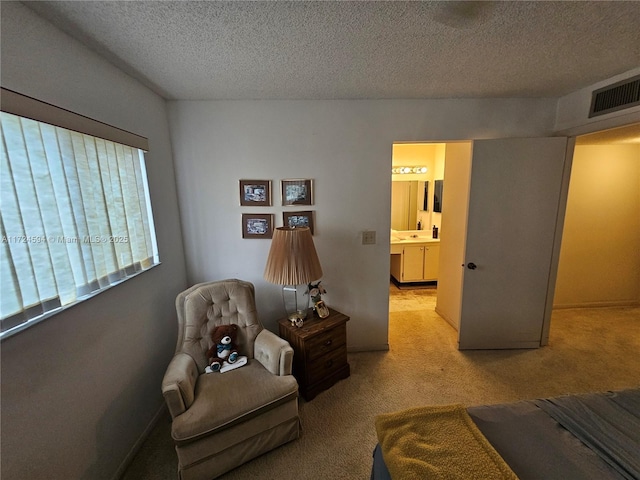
[{"xmin": 21, "ymin": 1, "xmax": 640, "ymax": 101}]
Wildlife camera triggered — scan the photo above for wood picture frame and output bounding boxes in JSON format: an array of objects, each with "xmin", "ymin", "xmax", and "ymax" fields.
[
  {"xmin": 281, "ymin": 179, "xmax": 313, "ymax": 206},
  {"xmin": 239, "ymin": 180, "xmax": 272, "ymax": 207},
  {"xmin": 242, "ymin": 213, "xmax": 274, "ymax": 239},
  {"xmin": 314, "ymin": 300, "xmax": 330, "ymax": 319},
  {"xmin": 283, "ymin": 210, "xmax": 314, "ymax": 234}
]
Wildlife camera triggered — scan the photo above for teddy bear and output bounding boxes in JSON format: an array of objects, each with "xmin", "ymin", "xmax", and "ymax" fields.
[{"xmin": 206, "ymin": 324, "xmax": 240, "ymax": 373}]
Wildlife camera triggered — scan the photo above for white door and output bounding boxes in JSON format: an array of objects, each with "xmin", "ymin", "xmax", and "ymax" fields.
[{"xmin": 458, "ymin": 137, "xmax": 572, "ymax": 349}]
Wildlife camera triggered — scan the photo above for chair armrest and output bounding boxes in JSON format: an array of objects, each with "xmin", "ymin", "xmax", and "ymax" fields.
[
  {"xmin": 161, "ymin": 352, "xmax": 199, "ymax": 418},
  {"xmin": 254, "ymin": 329, "xmax": 294, "ymax": 376}
]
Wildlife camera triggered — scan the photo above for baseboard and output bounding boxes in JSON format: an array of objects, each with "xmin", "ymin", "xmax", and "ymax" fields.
[
  {"xmin": 392, "ymin": 280, "xmax": 437, "ymax": 290},
  {"xmin": 434, "ymin": 306, "xmax": 459, "ymax": 331},
  {"xmin": 112, "ymin": 401, "xmax": 168, "ymax": 480},
  {"xmin": 347, "ymin": 344, "xmax": 389, "ymax": 352},
  {"xmin": 553, "ymin": 300, "xmax": 640, "ymax": 309}
]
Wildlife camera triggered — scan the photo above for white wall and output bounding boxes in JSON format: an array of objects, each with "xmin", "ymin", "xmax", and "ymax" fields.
[
  {"xmin": 435, "ymin": 142, "xmax": 473, "ymax": 329},
  {"xmin": 168, "ymin": 98, "xmax": 558, "ymax": 351},
  {"xmin": 554, "ymin": 144, "xmax": 640, "ymax": 307},
  {"xmin": 1, "ymin": 4, "xmax": 187, "ymax": 479},
  {"xmin": 431, "ymin": 145, "xmax": 446, "ymax": 232},
  {"xmin": 391, "ymin": 143, "xmax": 437, "ymax": 230},
  {"xmin": 555, "ymin": 67, "xmax": 640, "ymax": 134}
]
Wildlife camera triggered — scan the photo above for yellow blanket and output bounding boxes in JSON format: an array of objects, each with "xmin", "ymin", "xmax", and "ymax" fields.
[{"xmin": 375, "ymin": 404, "xmax": 518, "ymax": 480}]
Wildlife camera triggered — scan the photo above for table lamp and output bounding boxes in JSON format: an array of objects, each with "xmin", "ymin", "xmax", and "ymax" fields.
[{"xmin": 264, "ymin": 226, "xmax": 323, "ymax": 322}]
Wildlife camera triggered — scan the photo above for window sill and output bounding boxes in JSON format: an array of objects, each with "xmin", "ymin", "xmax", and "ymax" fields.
[{"xmin": 1, "ymin": 261, "xmax": 161, "ymax": 341}]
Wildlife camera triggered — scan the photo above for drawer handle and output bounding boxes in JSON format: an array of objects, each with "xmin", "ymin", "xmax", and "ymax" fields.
[
  {"xmin": 324, "ymin": 339, "xmax": 332, "ymax": 347},
  {"xmin": 325, "ymin": 359, "xmax": 333, "ymax": 368}
]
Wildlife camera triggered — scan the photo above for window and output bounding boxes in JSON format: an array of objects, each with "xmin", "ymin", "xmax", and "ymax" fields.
[{"xmin": 1, "ymin": 90, "xmax": 158, "ymax": 339}]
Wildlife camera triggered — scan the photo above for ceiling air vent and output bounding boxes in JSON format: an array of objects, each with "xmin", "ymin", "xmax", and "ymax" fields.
[{"xmin": 589, "ymin": 74, "xmax": 640, "ymax": 118}]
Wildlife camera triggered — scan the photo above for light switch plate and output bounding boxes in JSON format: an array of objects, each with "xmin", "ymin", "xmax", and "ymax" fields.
[{"xmin": 362, "ymin": 230, "xmax": 376, "ymax": 245}]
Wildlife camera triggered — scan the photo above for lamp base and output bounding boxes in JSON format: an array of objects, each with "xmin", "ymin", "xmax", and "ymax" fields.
[
  {"xmin": 289, "ymin": 310, "xmax": 307, "ymax": 327},
  {"xmin": 288, "ymin": 309, "xmax": 308, "ymax": 321},
  {"xmin": 282, "ymin": 285, "xmax": 309, "ymax": 323}
]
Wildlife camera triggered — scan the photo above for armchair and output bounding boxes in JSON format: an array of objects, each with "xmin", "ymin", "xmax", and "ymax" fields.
[{"xmin": 162, "ymin": 279, "xmax": 300, "ymax": 480}]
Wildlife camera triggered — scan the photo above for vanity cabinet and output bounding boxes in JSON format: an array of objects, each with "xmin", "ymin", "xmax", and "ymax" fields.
[
  {"xmin": 391, "ymin": 243, "xmax": 440, "ymax": 283},
  {"xmin": 403, "ymin": 245, "xmax": 426, "ymax": 281}
]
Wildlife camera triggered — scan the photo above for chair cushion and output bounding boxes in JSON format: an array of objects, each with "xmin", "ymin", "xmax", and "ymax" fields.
[
  {"xmin": 181, "ymin": 280, "xmax": 263, "ymax": 372},
  {"xmin": 171, "ymin": 360, "xmax": 299, "ymax": 444}
]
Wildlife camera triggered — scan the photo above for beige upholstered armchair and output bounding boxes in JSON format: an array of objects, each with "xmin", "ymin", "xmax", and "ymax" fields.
[{"xmin": 162, "ymin": 279, "xmax": 300, "ymax": 480}]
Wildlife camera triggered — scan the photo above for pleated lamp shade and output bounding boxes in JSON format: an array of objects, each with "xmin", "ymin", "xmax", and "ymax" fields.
[{"xmin": 264, "ymin": 227, "xmax": 323, "ymax": 285}]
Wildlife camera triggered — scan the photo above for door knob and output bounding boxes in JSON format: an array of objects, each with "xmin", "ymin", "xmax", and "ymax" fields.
[{"xmin": 466, "ymin": 262, "xmax": 477, "ymax": 270}]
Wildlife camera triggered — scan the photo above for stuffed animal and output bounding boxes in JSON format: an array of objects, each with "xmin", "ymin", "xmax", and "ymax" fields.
[{"xmin": 206, "ymin": 324, "xmax": 240, "ymax": 373}]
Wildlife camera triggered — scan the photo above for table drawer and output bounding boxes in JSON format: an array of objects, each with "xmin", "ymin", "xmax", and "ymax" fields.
[
  {"xmin": 306, "ymin": 347, "xmax": 347, "ymax": 385},
  {"xmin": 306, "ymin": 324, "xmax": 346, "ymax": 362}
]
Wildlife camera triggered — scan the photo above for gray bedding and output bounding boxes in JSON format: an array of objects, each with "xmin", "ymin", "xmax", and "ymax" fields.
[
  {"xmin": 533, "ymin": 389, "xmax": 640, "ymax": 479},
  {"xmin": 371, "ymin": 389, "xmax": 639, "ymax": 480}
]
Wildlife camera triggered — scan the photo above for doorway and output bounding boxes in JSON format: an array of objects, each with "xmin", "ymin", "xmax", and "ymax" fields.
[
  {"xmin": 389, "ymin": 143, "xmax": 446, "ymax": 314},
  {"xmin": 388, "ymin": 125, "xmax": 640, "ymax": 348},
  {"xmin": 553, "ymin": 123, "xmax": 640, "ymax": 310},
  {"xmin": 389, "ymin": 142, "xmax": 471, "ymax": 316}
]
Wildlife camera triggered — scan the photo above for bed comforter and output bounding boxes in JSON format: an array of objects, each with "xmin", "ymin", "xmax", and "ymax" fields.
[{"xmin": 372, "ymin": 389, "xmax": 640, "ymax": 480}]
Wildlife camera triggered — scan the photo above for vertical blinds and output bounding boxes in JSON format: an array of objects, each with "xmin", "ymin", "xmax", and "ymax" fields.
[{"xmin": 0, "ymin": 109, "xmax": 158, "ymax": 337}]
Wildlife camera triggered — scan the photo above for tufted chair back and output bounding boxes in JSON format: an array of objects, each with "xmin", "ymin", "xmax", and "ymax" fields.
[{"xmin": 176, "ymin": 279, "xmax": 263, "ymax": 373}]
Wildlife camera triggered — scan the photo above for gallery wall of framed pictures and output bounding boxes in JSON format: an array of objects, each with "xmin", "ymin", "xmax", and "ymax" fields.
[{"xmin": 239, "ymin": 178, "xmax": 316, "ymax": 238}]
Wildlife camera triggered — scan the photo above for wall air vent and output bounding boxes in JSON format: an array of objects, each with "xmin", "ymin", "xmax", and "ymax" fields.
[{"xmin": 589, "ymin": 74, "xmax": 640, "ymax": 118}]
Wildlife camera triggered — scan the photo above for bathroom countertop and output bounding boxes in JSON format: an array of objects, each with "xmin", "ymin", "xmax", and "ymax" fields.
[{"xmin": 390, "ymin": 230, "xmax": 441, "ymax": 245}]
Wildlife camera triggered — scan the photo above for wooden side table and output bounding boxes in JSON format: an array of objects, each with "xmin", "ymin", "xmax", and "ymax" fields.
[{"xmin": 278, "ymin": 308, "xmax": 350, "ymax": 401}]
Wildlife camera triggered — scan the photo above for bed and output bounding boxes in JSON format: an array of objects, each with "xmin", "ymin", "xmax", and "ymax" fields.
[{"xmin": 371, "ymin": 388, "xmax": 640, "ymax": 480}]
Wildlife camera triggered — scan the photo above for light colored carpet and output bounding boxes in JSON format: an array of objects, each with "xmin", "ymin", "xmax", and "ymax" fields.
[{"xmin": 122, "ymin": 285, "xmax": 640, "ymax": 480}]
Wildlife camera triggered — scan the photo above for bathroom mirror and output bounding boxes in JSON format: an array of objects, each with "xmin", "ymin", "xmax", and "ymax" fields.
[{"xmin": 391, "ymin": 181, "xmax": 428, "ymax": 230}]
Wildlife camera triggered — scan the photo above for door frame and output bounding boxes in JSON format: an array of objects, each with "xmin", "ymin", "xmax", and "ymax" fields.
[{"xmin": 539, "ymin": 137, "xmax": 575, "ymax": 345}]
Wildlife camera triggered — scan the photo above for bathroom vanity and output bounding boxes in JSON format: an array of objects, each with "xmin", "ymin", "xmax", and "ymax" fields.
[{"xmin": 390, "ymin": 230, "xmax": 440, "ymax": 283}]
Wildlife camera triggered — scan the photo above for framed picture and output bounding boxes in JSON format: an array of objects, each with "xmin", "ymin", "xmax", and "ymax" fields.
[
  {"xmin": 242, "ymin": 213, "xmax": 274, "ymax": 239},
  {"xmin": 239, "ymin": 180, "xmax": 271, "ymax": 207},
  {"xmin": 314, "ymin": 300, "xmax": 330, "ymax": 319},
  {"xmin": 283, "ymin": 210, "xmax": 314, "ymax": 234},
  {"xmin": 281, "ymin": 179, "xmax": 313, "ymax": 206}
]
